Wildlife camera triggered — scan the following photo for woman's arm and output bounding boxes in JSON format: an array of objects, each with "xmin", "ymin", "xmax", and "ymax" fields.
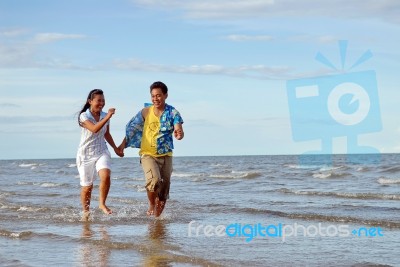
[
  {"xmin": 119, "ymin": 138, "xmax": 127, "ymax": 150},
  {"xmin": 81, "ymin": 108, "xmax": 115, "ymax": 133},
  {"xmin": 105, "ymin": 125, "xmax": 124, "ymax": 157}
]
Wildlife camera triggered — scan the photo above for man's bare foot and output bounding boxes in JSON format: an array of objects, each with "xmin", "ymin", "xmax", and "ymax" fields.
[
  {"xmin": 146, "ymin": 205, "xmax": 155, "ymax": 216},
  {"xmin": 99, "ymin": 205, "xmax": 112, "ymax": 215},
  {"xmin": 154, "ymin": 199, "xmax": 165, "ymax": 218}
]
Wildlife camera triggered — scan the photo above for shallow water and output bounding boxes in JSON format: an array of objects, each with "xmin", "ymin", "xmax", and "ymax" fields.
[{"xmin": 1, "ymin": 154, "xmax": 400, "ymax": 266}]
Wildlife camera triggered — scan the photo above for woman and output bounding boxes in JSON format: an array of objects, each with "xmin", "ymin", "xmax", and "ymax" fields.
[{"xmin": 76, "ymin": 89, "xmax": 123, "ymax": 220}]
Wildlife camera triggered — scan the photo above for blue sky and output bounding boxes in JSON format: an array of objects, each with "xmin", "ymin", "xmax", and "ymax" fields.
[{"xmin": 0, "ymin": 0, "xmax": 399, "ymax": 159}]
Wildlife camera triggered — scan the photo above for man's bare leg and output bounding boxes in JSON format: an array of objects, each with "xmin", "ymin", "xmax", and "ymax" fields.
[
  {"xmin": 147, "ymin": 190, "xmax": 156, "ymax": 216},
  {"xmin": 154, "ymin": 197, "xmax": 166, "ymax": 218}
]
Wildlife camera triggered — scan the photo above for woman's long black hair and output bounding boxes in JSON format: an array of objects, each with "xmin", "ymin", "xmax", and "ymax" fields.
[{"xmin": 78, "ymin": 89, "xmax": 103, "ymax": 126}]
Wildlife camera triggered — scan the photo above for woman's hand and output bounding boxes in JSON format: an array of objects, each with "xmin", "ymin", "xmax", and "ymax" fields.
[{"xmin": 114, "ymin": 146, "xmax": 124, "ymax": 157}]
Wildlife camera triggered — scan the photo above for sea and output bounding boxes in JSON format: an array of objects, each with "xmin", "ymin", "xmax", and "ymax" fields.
[{"xmin": 1, "ymin": 154, "xmax": 400, "ymax": 267}]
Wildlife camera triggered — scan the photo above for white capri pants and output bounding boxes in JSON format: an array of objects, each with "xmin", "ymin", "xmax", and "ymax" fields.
[{"xmin": 76, "ymin": 150, "xmax": 111, "ymax": 186}]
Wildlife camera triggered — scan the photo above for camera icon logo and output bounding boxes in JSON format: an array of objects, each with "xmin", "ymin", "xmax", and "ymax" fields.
[
  {"xmin": 327, "ymin": 81, "xmax": 370, "ymax": 126},
  {"xmin": 286, "ymin": 41, "xmax": 381, "ymax": 164}
]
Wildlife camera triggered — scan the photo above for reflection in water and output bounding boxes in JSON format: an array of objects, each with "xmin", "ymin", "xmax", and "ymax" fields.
[
  {"xmin": 148, "ymin": 219, "xmax": 167, "ymax": 240},
  {"xmin": 142, "ymin": 219, "xmax": 172, "ymax": 267},
  {"xmin": 79, "ymin": 223, "xmax": 111, "ymax": 267},
  {"xmin": 81, "ymin": 222, "xmax": 93, "ymax": 238}
]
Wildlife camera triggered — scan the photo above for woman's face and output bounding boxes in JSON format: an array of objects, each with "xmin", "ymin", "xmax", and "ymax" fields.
[{"xmin": 88, "ymin": 94, "xmax": 105, "ymax": 113}]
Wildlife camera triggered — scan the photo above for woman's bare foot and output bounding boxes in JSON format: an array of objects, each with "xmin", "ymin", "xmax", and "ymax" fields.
[
  {"xmin": 81, "ymin": 210, "xmax": 91, "ymax": 222},
  {"xmin": 99, "ymin": 205, "xmax": 112, "ymax": 215}
]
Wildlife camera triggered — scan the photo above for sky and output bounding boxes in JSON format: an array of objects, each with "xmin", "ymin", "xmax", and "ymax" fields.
[{"xmin": 0, "ymin": 0, "xmax": 399, "ymax": 159}]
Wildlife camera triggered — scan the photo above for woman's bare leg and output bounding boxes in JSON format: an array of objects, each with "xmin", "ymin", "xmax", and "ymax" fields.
[{"xmin": 98, "ymin": 168, "xmax": 112, "ymax": 214}]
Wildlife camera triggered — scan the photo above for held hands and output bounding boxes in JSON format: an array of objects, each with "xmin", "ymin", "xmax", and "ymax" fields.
[
  {"xmin": 114, "ymin": 139, "xmax": 126, "ymax": 158},
  {"xmin": 115, "ymin": 141, "xmax": 126, "ymax": 158},
  {"xmin": 114, "ymin": 146, "xmax": 124, "ymax": 158}
]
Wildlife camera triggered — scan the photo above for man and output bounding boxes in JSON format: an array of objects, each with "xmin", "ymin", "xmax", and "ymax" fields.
[{"xmin": 120, "ymin": 81, "xmax": 184, "ymax": 217}]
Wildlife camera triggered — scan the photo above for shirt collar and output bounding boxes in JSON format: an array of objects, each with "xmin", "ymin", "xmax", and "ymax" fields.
[{"xmin": 85, "ymin": 109, "xmax": 106, "ymax": 121}]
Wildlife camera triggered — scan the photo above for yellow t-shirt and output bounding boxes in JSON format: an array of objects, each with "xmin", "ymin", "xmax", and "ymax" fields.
[{"xmin": 140, "ymin": 106, "xmax": 172, "ymax": 157}]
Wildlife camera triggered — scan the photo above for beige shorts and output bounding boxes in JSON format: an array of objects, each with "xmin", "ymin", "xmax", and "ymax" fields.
[{"xmin": 140, "ymin": 154, "xmax": 173, "ymax": 201}]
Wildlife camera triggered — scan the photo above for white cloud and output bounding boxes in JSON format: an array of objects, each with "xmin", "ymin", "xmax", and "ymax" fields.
[
  {"xmin": 0, "ymin": 31, "xmax": 88, "ymax": 69},
  {"xmin": 316, "ymin": 35, "xmax": 339, "ymax": 44},
  {"xmin": 0, "ymin": 43, "xmax": 36, "ymax": 68},
  {"xmin": 0, "ymin": 103, "xmax": 20, "ymax": 108},
  {"xmin": 0, "ymin": 116, "xmax": 72, "ymax": 124},
  {"xmin": 112, "ymin": 58, "xmax": 293, "ymax": 79},
  {"xmin": 132, "ymin": 0, "xmax": 400, "ymax": 23},
  {"xmin": 0, "ymin": 115, "xmax": 77, "ymax": 136},
  {"xmin": 0, "ymin": 28, "xmax": 27, "ymax": 37},
  {"xmin": 0, "ymin": 96, "xmax": 81, "ymax": 117},
  {"xmin": 33, "ymin": 33, "xmax": 87, "ymax": 44},
  {"xmin": 1, "ymin": 33, "xmax": 293, "ymax": 77},
  {"xmin": 134, "ymin": 0, "xmax": 274, "ymax": 19},
  {"xmin": 186, "ymin": 119, "xmax": 219, "ymax": 127},
  {"xmin": 179, "ymin": 0, "xmax": 275, "ymax": 19},
  {"xmin": 0, "ymin": 42, "xmax": 88, "ymax": 69},
  {"xmin": 224, "ymin": 34, "xmax": 274, "ymax": 42}
]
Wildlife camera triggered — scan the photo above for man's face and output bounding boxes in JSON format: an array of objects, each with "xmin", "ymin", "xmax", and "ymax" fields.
[{"xmin": 151, "ymin": 88, "xmax": 168, "ymax": 108}]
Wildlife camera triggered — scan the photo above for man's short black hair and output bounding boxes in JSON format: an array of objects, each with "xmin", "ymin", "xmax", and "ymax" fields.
[{"xmin": 150, "ymin": 81, "xmax": 168, "ymax": 94}]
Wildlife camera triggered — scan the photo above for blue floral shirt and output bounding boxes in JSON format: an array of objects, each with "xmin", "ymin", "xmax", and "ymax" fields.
[{"xmin": 125, "ymin": 104, "xmax": 183, "ymax": 155}]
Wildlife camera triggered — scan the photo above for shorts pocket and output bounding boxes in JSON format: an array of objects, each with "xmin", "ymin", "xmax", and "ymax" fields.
[{"xmin": 145, "ymin": 169, "xmax": 156, "ymax": 192}]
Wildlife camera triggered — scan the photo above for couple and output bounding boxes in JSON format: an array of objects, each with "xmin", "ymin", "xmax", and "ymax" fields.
[{"xmin": 76, "ymin": 81, "xmax": 184, "ymax": 220}]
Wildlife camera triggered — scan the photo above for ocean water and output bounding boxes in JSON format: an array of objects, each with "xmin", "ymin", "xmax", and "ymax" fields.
[{"xmin": 1, "ymin": 154, "xmax": 400, "ymax": 267}]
